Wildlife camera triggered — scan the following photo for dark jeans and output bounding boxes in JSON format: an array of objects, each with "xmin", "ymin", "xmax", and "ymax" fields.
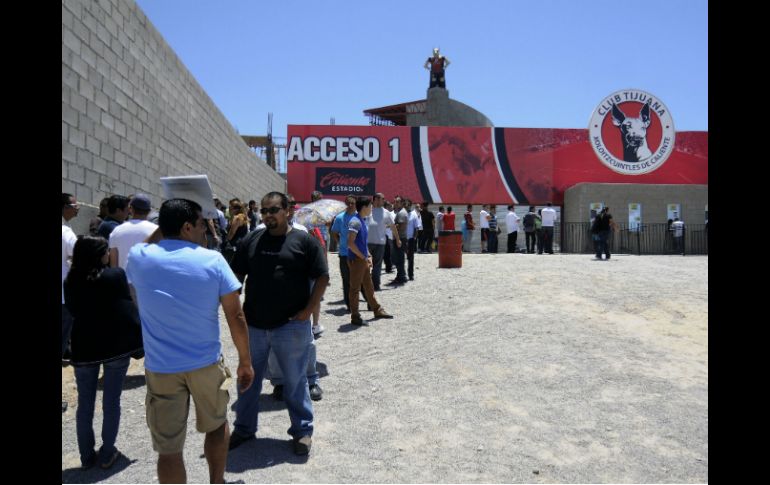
[
  {"xmin": 75, "ymin": 357, "xmax": 130, "ymax": 466},
  {"xmin": 384, "ymin": 238, "xmax": 393, "ymax": 272},
  {"xmin": 488, "ymin": 231, "xmax": 499, "ymax": 253},
  {"xmin": 392, "ymin": 237, "xmax": 407, "ymax": 281},
  {"xmin": 536, "ymin": 229, "xmax": 544, "ymax": 254},
  {"xmin": 368, "ymin": 243, "xmax": 386, "ymax": 289},
  {"xmin": 674, "ymin": 236, "xmax": 684, "ymax": 254},
  {"xmin": 507, "ymin": 231, "xmax": 518, "ymax": 253},
  {"xmin": 595, "ymin": 230, "xmax": 611, "ymax": 259},
  {"xmin": 543, "ymin": 226, "xmax": 554, "ymax": 254},
  {"xmin": 407, "ymin": 238, "xmax": 417, "ymax": 279},
  {"xmin": 419, "ymin": 230, "xmax": 434, "ymax": 253},
  {"xmin": 525, "ymin": 231, "xmax": 536, "ymax": 253},
  {"xmin": 62, "ymin": 304, "xmax": 73, "ymax": 358}
]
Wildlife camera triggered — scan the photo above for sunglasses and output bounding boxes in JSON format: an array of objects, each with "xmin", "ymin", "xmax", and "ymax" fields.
[{"xmin": 260, "ymin": 206, "xmax": 283, "ymax": 215}]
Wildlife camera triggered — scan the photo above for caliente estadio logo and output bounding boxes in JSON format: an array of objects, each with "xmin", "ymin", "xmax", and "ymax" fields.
[{"xmin": 589, "ymin": 89, "xmax": 675, "ymax": 175}]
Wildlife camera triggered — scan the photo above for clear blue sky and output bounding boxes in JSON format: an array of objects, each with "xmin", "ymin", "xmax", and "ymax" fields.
[{"xmin": 136, "ymin": 0, "xmax": 707, "ymax": 137}]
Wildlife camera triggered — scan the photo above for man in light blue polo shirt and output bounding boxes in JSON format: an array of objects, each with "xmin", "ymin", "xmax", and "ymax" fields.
[{"xmin": 126, "ymin": 198, "xmax": 254, "ymax": 484}]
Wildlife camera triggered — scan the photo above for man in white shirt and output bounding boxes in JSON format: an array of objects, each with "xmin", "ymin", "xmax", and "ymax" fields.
[
  {"xmin": 671, "ymin": 218, "xmax": 685, "ymax": 254},
  {"xmin": 479, "ymin": 205, "xmax": 490, "ymax": 253},
  {"xmin": 109, "ymin": 194, "xmax": 159, "ymax": 269},
  {"xmin": 367, "ymin": 193, "xmax": 399, "ymax": 291},
  {"xmin": 540, "ymin": 202, "xmax": 557, "ymax": 254},
  {"xmin": 62, "ymin": 193, "xmax": 79, "ymax": 361},
  {"xmin": 407, "ymin": 200, "xmax": 422, "ymax": 281},
  {"xmin": 505, "ymin": 205, "xmax": 521, "ymax": 253}
]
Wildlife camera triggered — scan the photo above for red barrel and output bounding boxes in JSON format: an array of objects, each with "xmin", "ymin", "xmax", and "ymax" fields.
[{"xmin": 438, "ymin": 230, "xmax": 463, "ymax": 268}]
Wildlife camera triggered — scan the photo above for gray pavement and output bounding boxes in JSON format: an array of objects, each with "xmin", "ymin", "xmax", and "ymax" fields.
[{"xmin": 62, "ymin": 252, "xmax": 708, "ymax": 483}]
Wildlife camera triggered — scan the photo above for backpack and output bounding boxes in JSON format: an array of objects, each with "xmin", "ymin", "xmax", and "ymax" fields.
[{"xmin": 523, "ymin": 213, "xmax": 535, "ymax": 232}]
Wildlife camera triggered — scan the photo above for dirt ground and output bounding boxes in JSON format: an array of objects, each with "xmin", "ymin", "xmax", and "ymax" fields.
[{"xmin": 62, "ymin": 252, "xmax": 708, "ymax": 483}]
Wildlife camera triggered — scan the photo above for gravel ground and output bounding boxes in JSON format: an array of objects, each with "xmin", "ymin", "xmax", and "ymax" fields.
[{"xmin": 62, "ymin": 252, "xmax": 708, "ymax": 483}]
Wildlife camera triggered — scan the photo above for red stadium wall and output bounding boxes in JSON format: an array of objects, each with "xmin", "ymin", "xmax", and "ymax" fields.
[{"xmin": 286, "ymin": 125, "xmax": 707, "ymax": 204}]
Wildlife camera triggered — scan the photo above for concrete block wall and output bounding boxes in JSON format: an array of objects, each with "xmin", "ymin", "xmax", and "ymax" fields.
[
  {"xmin": 62, "ymin": 0, "xmax": 284, "ymax": 235},
  {"xmin": 563, "ymin": 183, "xmax": 709, "ymax": 225}
]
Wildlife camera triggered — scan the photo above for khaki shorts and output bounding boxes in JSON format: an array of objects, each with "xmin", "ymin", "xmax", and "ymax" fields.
[{"xmin": 145, "ymin": 357, "xmax": 232, "ymax": 454}]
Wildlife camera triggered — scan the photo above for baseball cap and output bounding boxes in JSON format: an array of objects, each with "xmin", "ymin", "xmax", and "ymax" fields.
[{"xmin": 130, "ymin": 193, "xmax": 152, "ymax": 211}]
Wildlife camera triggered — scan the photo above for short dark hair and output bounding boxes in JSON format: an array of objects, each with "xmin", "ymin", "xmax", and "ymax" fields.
[
  {"xmin": 438, "ymin": 206, "xmax": 445, "ymax": 211},
  {"xmin": 355, "ymin": 196, "xmax": 371, "ymax": 212},
  {"xmin": 261, "ymin": 191, "xmax": 289, "ymax": 209},
  {"xmin": 311, "ymin": 190, "xmax": 322, "ymax": 201},
  {"xmin": 107, "ymin": 195, "xmax": 129, "ymax": 215},
  {"xmin": 159, "ymin": 199, "xmax": 202, "ymax": 237},
  {"xmin": 447, "ymin": 206, "xmax": 453, "ymax": 213},
  {"xmin": 507, "ymin": 204, "xmax": 514, "ymax": 210},
  {"xmin": 62, "ymin": 192, "xmax": 74, "ymax": 209},
  {"xmin": 529, "ymin": 206, "xmax": 535, "ymax": 211},
  {"xmin": 467, "ymin": 204, "xmax": 473, "ymax": 210},
  {"xmin": 546, "ymin": 202, "xmax": 553, "ymax": 207}
]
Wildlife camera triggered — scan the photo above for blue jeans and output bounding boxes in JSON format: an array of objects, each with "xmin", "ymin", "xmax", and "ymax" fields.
[
  {"xmin": 233, "ymin": 322, "xmax": 314, "ymax": 439},
  {"xmin": 74, "ymin": 357, "xmax": 130, "ymax": 466},
  {"xmin": 266, "ymin": 337, "xmax": 318, "ymax": 386},
  {"xmin": 462, "ymin": 229, "xmax": 473, "ymax": 252}
]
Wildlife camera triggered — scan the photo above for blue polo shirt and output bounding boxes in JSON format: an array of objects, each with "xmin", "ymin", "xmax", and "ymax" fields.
[
  {"xmin": 126, "ymin": 239, "xmax": 241, "ymax": 373},
  {"xmin": 331, "ymin": 211, "xmax": 355, "ymax": 257},
  {"xmin": 347, "ymin": 213, "xmax": 369, "ymax": 260}
]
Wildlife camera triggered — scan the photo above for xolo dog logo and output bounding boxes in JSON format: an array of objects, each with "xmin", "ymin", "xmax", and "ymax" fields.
[{"xmin": 589, "ymin": 89, "xmax": 675, "ymax": 175}]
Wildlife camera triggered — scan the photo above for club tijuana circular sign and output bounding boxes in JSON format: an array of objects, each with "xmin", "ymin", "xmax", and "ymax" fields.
[{"xmin": 589, "ymin": 89, "xmax": 675, "ymax": 175}]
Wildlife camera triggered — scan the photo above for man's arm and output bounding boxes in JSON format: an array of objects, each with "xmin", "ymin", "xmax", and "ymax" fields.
[
  {"xmin": 220, "ymin": 291, "xmax": 254, "ymax": 392},
  {"xmin": 293, "ymin": 274, "xmax": 329, "ymax": 321},
  {"xmin": 389, "ymin": 224, "xmax": 402, "ymax": 247},
  {"xmin": 109, "ymin": 247, "xmax": 119, "ymax": 268}
]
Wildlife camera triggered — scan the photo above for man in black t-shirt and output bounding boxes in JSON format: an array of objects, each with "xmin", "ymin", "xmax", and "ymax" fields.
[
  {"xmin": 592, "ymin": 207, "xmax": 616, "ymax": 260},
  {"xmin": 229, "ymin": 192, "xmax": 329, "ymax": 456}
]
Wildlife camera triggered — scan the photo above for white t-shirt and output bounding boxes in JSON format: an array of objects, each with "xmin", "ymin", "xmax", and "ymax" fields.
[
  {"xmin": 541, "ymin": 207, "xmax": 557, "ymax": 227},
  {"xmin": 672, "ymin": 220, "xmax": 685, "ymax": 237},
  {"xmin": 505, "ymin": 211, "xmax": 520, "ymax": 233},
  {"xmin": 407, "ymin": 210, "xmax": 422, "ymax": 239},
  {"xmin": 367, "ymin": 207, "xmax": 395, "ymax": 245},
  {"xmin": 110, "ymin": 219, "xmax": 159, "ymax": 269},
  {"xmin": 479, "ymin": 210, "xmax": 490, "ymax": 229},
  {"xmin": 62, "ymin": 221, "xmax": 77, "ymax": 303}
]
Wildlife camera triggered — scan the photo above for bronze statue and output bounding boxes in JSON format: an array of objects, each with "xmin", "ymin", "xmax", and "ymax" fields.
[{"xmin": 424, "ymin": 47, "xmax": 450, "ymax": 89}]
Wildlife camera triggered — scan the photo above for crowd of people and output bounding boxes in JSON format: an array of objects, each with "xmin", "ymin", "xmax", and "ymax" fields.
[{"xmin": 61, "ymin": 189, "xmax": 562, "ymax": 482}]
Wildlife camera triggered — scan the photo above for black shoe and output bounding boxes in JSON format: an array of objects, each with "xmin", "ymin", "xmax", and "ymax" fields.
[
  {"xmin": 229, "ymin": 432, "xmax": 255, "ymax": 451},
  {"xmin": 99, "ymin": 450, "xmax": 121, "ymax": 469},
  {"xmin": 293, "ymin": 435, "xmax": 312, "ymax": 455},
  {"xmin": 351, "ymin": 315, "xmax": 365, "ymax": 326},
  {"xmin": 408, "ymin": 276, "xmax": 414, "ymax": 281},
  {"xmin": 272, "ymin": 384, "xmax": 284, "ymax": 401},
  {"xmin": 309, "ymin": 384, "xmax": 323, "ymax": 401},
  {"xmin": 62, "ymin": 401, "xmax": 68, "ymax": 413}
]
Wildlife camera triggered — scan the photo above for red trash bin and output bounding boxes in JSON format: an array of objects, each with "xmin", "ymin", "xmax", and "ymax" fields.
[{"xmin": 438, "ymin": 230, "xmax": 463, "ymax": 268}]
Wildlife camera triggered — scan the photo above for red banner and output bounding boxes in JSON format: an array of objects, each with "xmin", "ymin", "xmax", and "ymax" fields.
[{"xmin": 287, "ymin": 125, "xmax": 708, "ymax": 204}]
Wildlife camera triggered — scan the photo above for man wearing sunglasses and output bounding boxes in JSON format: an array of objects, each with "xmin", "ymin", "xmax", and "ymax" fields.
[{"xmin": 229, "ymin": 192, "xmax": 329, "ymax": 456}]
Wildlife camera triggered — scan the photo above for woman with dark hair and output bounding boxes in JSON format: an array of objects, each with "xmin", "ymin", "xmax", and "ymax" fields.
[{"xmin": 63, "ymin": 236, "xmax": 143, "ymax": 470}]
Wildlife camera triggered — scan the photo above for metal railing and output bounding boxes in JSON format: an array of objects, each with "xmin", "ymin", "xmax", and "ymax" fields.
[{"xmin": 560, "ymin": 223, "xmax": 708, "ymax": 255}]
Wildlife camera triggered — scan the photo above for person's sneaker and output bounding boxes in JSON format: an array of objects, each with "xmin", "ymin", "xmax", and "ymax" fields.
[
  {"xmin": 309, "ymin": 383, "xmax": 323, "ymax": 401},
  {"xmin": 99, "ymin": 450, "xmax": 121, "ymax": 469},
  {"xmin": 351, "ymin": 315, "xmax": 365, "ymax": 326},
  {"xmin": 228, "ymin": 432, "xmax": 255, "ymax": 451},
  {"xmin": 312, "ymin": 324, "xmax": 325, "ymax": 337},
  {"xmin": 272, "ymin": 384, "xmax": 284, "ymax": 401},
  {"xmin": 374, "ymin": 310, "xmax": 394, "ymax": 319},
  {"xmin": 293, "ymin": 435, "xmax": 312, "ymax": 455}
]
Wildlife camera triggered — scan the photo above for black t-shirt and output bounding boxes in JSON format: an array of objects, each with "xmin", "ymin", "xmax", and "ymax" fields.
[
  {"xmin": 232, "ymin": 228, "xmax": 328, "ymax": 329},
  {"xmin": 421, "ymin": 209, "xmax": 435, "ymax": 232},
  {"xmin": 594, "ymin": 213, "xmax": 612, "ymax": 231}
]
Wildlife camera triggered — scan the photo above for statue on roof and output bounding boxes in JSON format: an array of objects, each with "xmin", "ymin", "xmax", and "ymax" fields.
[{"xmin": 424, "ymin": 47, "xmax": 451, "ymax": 89}]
